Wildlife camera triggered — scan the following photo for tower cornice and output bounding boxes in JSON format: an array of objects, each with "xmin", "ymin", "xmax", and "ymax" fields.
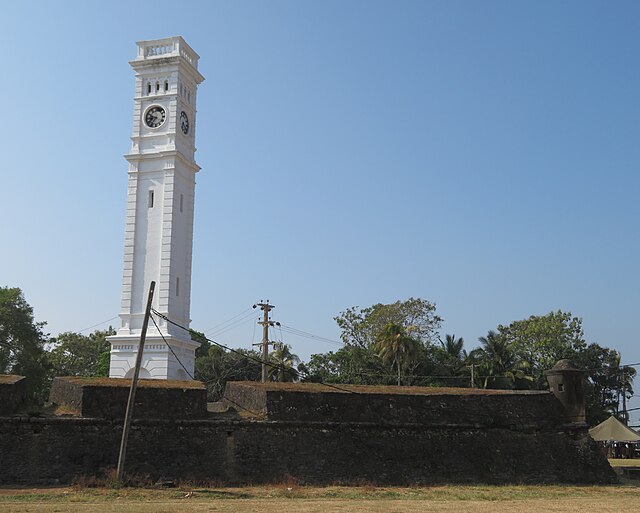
[{"xmin": 124, "ymin": 150, "xmax": 201, "ymax": 173}]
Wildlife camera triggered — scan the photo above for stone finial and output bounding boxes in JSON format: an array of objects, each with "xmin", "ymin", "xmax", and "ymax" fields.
[{"xmin": 545, "ymin": 359, "xmax": 586, "ymax": 425}]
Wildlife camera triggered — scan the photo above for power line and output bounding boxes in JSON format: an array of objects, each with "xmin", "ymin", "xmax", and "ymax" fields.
[
  {"xmin": 201, "ymin": 307, "xmax": 255, "ymax": 334},
  {"xmin": 208, "ymin": 314, "xmax": 258, "ymax": 338},
  {"xmin": 78, "ymin": 316, "xmax": 119, "ymax": 334},
  {"xmin": 206, "ymin": 311, "xmax": 259, "ymax": 337},
  {"xmin": 150, "ymin": 309, "xmax": 639, "ymax": 397},
  {"xmin": 151, "ymin": 308, "xmax": 356, "ymax": 395},
  {"xmin": 277, "ymin": 324, "xmax": 343, "ymax": 347},
  {"xmin": 150, "ymin": 314, "xmax": 195, "ymax": 380}
]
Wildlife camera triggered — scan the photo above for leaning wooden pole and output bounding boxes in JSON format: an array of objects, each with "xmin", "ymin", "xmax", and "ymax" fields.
[{"xmin": 116, "ymin": 280, "xmax": 155, "ymax": 483}]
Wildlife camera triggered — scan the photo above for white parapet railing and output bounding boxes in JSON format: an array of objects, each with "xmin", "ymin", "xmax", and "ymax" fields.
[{"xmin": 135, "ymin": 36, "xmax": 199, "ymax": 69}]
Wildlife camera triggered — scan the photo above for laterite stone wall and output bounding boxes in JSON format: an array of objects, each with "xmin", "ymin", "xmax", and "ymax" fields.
[
  {"xmin": 0, "ymin": 416, "xmax": 616, "ymax": 485},
  {"xmin": 0, "ymin": 375, "xmax": 27, "ymax": 414},
  {"xmin": 48, "ymin": 377, "xmax": 207, "ymax": 419}
]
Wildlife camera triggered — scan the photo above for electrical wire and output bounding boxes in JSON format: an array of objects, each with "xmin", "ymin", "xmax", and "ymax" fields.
[
  {"xmin": 150, "ymin": 309, "xmax": 640, "ymax": 398},
  {"xmin": 208, "ymin": 315, "xmax": 258, "ymax": 338},
  {"xmin": 201, "ymin": 307, "xmax": 255, "ymax": 334},
  {"xmin": 277, "ymin": 324, "xmax": 343, "ymax": 347},
  {"xmin": 78, "ymin": 316, "xmax": 119, "ymax": 334},
  {"xmin": 151, "ymin": 308, "xmax": 356, "ymax": 395},
  {"xmin": 150, "ymin": 314, "xmax": 195, "ymax": 380},
  {"xmin": 206, "ymin": 311, "xmax": 259, "ymax": 337}
]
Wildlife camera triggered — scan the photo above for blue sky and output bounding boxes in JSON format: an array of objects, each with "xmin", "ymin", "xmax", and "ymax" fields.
[{"xmin": 1, "ymin": 0, "xmax": 639, "ymax": 411}]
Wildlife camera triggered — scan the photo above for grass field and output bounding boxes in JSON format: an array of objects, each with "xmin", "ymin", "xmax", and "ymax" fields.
[{"xmin": 1, "ymin": 482, "xmax": 639, "ymax": 513}]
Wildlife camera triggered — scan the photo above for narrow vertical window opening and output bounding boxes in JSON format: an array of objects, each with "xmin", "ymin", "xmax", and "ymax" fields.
[
  {"xmin": 146, "ymin": 82, "xmax": 151, "ymax": 95},
  {"xmin": 148, "ymin": 189, "xmax": 154, "ymax": 208},
  {"xmin": 180, "ymin": 194, "xmax": 184, "ymax": 213},
  {"xmin": 155, "ymin": 81, "xmax": 160, "ymax": 92},
  {"xmin": 164, "ymin": 80, "xmax": 169, "ymax": 92},
  {"xmin": 176, "ymin": 277, "xmax": 180, "ymax": 296}
]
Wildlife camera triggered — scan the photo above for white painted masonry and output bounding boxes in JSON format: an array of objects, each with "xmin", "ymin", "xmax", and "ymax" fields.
[{"xmin": 108, "ymin": 37, "xmax": 205, "ymax": 380}]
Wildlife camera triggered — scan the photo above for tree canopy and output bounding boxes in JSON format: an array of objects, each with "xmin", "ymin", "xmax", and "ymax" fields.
[
  {"xmin": 48, "ymin": 328, "xmax": 115, "ymax": 378},
  {"xmin": 334, "ymin": 298, "xmax": 442, "ymax": 349},
  {"xmin": 0, "ymin": 287, "xmax": 635, "ymax": 426},
  {"xmin": 0, "ymin": 287, "xmax": 50, "ymax": 403},
  {"xmin": 498, "ymin": 310, "xmax": 586, "ymax": 387}
]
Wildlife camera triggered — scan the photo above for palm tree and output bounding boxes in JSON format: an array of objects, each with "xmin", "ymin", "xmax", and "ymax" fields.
[
  {"xmin": 375, "ymin": 323, "xmax": 420, "ymax": 386},
  {"xmin": 470, "ymin": 330, "xmax": 531, "ymax": 389},
  {"xmin": 609, "ymin": 352, "xmax": 637, "ymax": 424},
  {"xmin": 268, "ymin": 343, "xmax": 301, "ymax": 382},
  {"xmin": 438, "ymin": 334, "xmax": 468, "ymax": 383},
  {"xmin": 441, "ymin": 334, "xmax": 465, "ymax": 360}
]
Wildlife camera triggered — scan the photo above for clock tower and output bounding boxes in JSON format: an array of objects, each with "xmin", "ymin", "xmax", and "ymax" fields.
[{"xmin": 108, "ymin": 37, "xmax": 205, "ymax": 380}]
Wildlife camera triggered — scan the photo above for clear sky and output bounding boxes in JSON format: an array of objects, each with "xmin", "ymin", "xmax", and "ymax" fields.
[{"xmin": 1, "ymin": 1, "xmax": 639, "ymax": 414}]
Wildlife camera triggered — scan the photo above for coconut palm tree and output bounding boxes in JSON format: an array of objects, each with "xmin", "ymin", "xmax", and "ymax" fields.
[
  {"xmin": 441, "ymin": 333, "xmax": 465, "ymax": 360},
  {"xmin": 470, "ymin": 330, "xmax": 531, "ymax": 389},
  {"xmin": 437, "ymin": 333, "xmax": 468, "ymax": 383},
  {"xmin": 375, "ymin": 322, "xmax": 420, "ymax": 386},
  {"xmin": 268, "ymin": 343, "xmax": 301, "ymax": 382}
]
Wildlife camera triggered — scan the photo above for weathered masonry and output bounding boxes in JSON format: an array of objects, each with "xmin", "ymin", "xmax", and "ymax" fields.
[{"xmin": 0, "ymin": 362, "xmax": 617, "ymax": 485}]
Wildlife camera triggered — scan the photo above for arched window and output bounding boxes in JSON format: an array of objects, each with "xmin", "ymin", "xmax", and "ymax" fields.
[{"xmin": 125, "ymin": 368, "xmax": 151, "ymax": 379}]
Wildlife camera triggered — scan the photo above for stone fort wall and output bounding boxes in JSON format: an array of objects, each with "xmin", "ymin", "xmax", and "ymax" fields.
[
  {"xmin": 0, "ymin": 372, "xmax": 617, "ymax": 485},
  {"xmin": 0, "ymin": 415, "xmax": 614, "ymax": 485}
]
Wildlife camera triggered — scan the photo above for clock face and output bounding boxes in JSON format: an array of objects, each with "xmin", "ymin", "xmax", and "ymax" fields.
[
  {"xmin": 145, "ymin": 106, "xmax": 166, "ymax": 128},
  {"xmin": 180, "ymin": 111, "xmax": 189, "ymax": 135}
]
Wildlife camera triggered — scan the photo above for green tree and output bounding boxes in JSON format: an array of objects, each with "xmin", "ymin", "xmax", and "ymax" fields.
[
  {"xmin": 441, "ymin": 334, "xmax": 465, "ymax": 360},
  {"xmin": 190, "ymin": 329, "xmax": 211, "ymax": 358},
  {"xmin": 573, "ymin": 344, "xmax": 636, "ymax": 426},
  {"xmin": 375, "ymin": 323, "xmax": 420, "ymax": 386},
  {"xmin": 334, "ymin": 298, "xmax": 442, "ymax": 350},
  {"xmin": 469, "ymin": 330, "xmax": 531, "ymax": 389},
  {"xmin": 48, "ymin": 328, "xmax": 115, "ymax": 378},
  {"xmin": 195, "ymin": 346, "xmax": 262, "ymax": 401},
  {"xmin": 431, "ymin": 334, "xmax": 470, "ymax": 387},
  {"xmin": 497, "ymin": 310, "xmax": 586, "ymax": 387},
  {"xmin": 268, "ymin": 343, "xmax": 301, "ymax": 382},
  {"xmin": 0, "ymin": 287, "xmax": 50, "ymax": 403},
  {"xmin": 304, "ymin": 346, "xmax": 391, "ymax": 385}
]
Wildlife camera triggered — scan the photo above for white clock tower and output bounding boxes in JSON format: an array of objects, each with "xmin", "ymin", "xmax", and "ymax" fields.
[{"xmin": 108, "ymin": 36, "xmax": 205, "ymax": 380}]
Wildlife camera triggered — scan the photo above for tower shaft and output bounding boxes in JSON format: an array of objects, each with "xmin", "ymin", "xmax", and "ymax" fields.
[{"xmin": 109, "ymin": 37, "xmax": 205, "ymax": 380}]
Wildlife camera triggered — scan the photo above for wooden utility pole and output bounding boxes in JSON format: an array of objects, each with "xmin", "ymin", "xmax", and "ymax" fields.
[
  {"xmin": 467, "ymin": 364, "xmax": 475, "ymax": 388},
  {"xmin": 255, "ymin": 301, "xmax": 275, "ymax": 383},
  {"xmin": 116, "ymin": 281, "xmax": 155, "ymax": 483},
  {"xmin": 621, "ymin": 368, "xmax": 628, "ymax": 425}
]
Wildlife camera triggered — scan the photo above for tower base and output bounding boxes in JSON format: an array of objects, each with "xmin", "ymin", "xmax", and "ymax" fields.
[{"xmin": 107, "ymin": 334, "xmax": 199, "ymax": 380}]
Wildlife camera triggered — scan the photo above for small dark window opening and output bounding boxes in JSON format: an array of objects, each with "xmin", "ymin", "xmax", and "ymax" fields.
[
  {"xmin": 148, "ymin": 190, "xmax": 154, "ymax": 208},
  {"xmin": 156, "ymin": 81, "xmax": 160, "ymax": 92},
  {"xmin": 146, "ymin": 82, "xmax": 151, "ymax": 95},
  {"xmin": 164, "ymin": 80, "xmax": 169, "ymax": 92},
  {"xmin": 558, "ymin": 383, "xmax": 564, "ymax": 392},
  {"xmin": 180, "ymin": 194, "xmax": 184, "ymax": 212},
  {"xmin": 176, "ymin": 276, "xmax": 180, "ymax": 296}
]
